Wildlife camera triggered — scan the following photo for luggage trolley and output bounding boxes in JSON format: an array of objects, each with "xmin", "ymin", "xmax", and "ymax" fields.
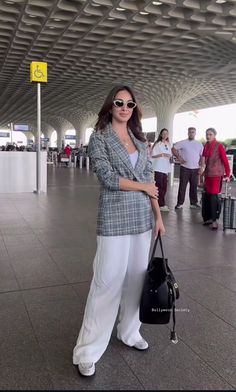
[{"xmin": 59, "ymin": 153, "xmax": 70, "ymax": 167}]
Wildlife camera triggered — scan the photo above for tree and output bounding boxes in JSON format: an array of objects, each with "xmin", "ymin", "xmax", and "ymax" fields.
[{"xmin": 223, "ymin": 139, "xmax": 233, "ymax": 146}]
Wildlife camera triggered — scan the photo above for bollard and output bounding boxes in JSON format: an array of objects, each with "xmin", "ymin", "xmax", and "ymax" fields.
[
  {"xmin": 79, "ymin": 156, "xmax": 83, "ymax": 169},
  {"xmin": 86, "ymin": 156, "xmax": 89, "ymax": 171},
  {"xmin": 169, "ymin": 161, "xmax": 175, "ymax": 186}
]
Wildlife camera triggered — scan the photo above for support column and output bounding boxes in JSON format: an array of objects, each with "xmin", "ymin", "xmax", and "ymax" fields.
[
  {"xmin": 57, "ymin": 130, "xmax": 64, "ymax": 150},
  {"xmin": 43, "ymin": 127, "xmax": 54, "ymax": 146},
  {"xmin": 151, "ymin": 78, "xmax": 208, "ymax": 186},
  {"xmin": 155, "ymin": 104, "xmax": 178, "ymax": 186},
  {"xmin": 75, "ymin": 129, "xmax": 81, "ymax": 148},
  {"xmin": 43, "ymin": 129, "xmax": 52, "ymax": 151},
  {"xmin": 155, "ymin": 104, "xmax": 177, "ymax": 143},
  {"xmin": 25, "ymin": 131, "xmax": 35, "ymax": 146},
  {"xmin": 44, "ymin": 117, "xmax": 72, "ymax": 151},
  {"xmin": 79, "ymin": 127, "xmax": 87, "ymax": 146}
]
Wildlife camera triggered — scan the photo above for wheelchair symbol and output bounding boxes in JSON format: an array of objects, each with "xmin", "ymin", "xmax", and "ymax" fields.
[{"xmin": 34, "ymin": 65, "xmax": 44, "ymax": 79}]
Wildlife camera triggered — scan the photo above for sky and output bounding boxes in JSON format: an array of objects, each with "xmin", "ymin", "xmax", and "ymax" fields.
[
  {"xmin": 1, "ymin": 103, "xmax": 235, "ymax": 146},
  {"xmin": 142, "ymin": 103, "xmax": 236, "ymax": 142}
]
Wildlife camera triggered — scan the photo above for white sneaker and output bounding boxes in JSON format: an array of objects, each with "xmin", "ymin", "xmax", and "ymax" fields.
[
  {"xmin": 78, "ymin": 362, "xmax": 95, "ymax": 377},
  {"xmin": 160, "ymin": 205, "xmax": 169, "ymax": 212},
  {"xmin": 190, "ymin": 204, "xmax": 201, "ymax": 209},
  {"xmin": 133, "ymin": 338, "xmax": 149, "ymax": 350},
  {"xmin": 175, "ymin": 204, "xmax": 183, "ymax": 209}
]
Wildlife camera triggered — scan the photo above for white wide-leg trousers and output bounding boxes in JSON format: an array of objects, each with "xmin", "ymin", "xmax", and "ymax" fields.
[{"xmin": 73, "ymin": 230, "xmax": 152, "ymax": 364}]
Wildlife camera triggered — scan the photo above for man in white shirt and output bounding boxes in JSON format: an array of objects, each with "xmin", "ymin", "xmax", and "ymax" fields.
[{"xmin": 172, "ymin": 127, "xmax": 203, "ymax": 209}]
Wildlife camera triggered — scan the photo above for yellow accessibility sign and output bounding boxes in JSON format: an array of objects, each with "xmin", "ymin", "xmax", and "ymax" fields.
[{"xmin": 30, "ymin": 62, "xmax": 47, "ymax": 83}]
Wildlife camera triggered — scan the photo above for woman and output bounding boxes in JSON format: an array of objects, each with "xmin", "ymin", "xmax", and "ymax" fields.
[
  {"xmin": 201, "ymin": 128, "xmax": 230, "ymax": 230},
  {"xmin": 151, "ymin": 128, "xmax": 172, "ymax": 212},
  {"xmin": 73, "ymin": 85, "xmax": 165, "ymax": 376}
]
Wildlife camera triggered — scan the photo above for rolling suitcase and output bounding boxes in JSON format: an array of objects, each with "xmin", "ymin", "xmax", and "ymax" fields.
[{"xmin": 222, "ymin": 182, "xmax": 236, "ymax": 232}]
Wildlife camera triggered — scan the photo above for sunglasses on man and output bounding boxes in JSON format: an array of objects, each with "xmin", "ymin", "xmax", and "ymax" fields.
[{"xmin": 113, "ymin": 99, "xmax": 137, "ymax": 109}]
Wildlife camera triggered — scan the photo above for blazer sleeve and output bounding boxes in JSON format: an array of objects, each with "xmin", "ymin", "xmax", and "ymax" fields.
[
  {"xmin": 88, "ymin": 132, "xmax": 120, "ymax": 191},
  {"xmin": 144, "ymin": 144, "xmax": 154, "ymax": 182}
]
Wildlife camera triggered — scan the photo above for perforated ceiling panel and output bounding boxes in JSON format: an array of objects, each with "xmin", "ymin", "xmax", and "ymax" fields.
[{"xmin": 0, "ymin": 0, "xmax": 236, "ymax": 132}]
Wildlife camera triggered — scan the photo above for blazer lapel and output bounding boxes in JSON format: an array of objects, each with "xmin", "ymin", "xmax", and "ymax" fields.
[
  {"xmin": 105, "ymin": 125, "xmax": 139, "ymax": 178},
  {"xmin": 128, "ymin": 130, "xmax": 146, "ymax": 175}
]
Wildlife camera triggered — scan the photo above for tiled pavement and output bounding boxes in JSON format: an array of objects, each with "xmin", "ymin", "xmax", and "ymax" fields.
[{"xmin": 0, "ymin": 166, "xmax": 235, "ymax": 391}]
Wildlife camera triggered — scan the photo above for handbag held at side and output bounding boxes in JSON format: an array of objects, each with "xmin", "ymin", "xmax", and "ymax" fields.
[{"xmin": 139, "ymin": 234, "xmax": 180, "ymax": 344}]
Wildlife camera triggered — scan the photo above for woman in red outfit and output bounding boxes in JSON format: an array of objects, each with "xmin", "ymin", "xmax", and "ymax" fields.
[{"xmin": 200, "ymin": 128, "xmax": 230, "ymax": 230}]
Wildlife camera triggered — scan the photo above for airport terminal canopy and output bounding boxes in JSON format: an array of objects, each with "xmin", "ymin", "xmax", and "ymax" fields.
[{"xmin": 0, "ymin": 0, "xmax": 236, "ymax": 137}]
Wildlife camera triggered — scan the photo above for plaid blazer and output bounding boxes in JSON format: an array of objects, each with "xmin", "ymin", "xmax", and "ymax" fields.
[{"xmin": 88, "ymin": 124, "xmax": 154, "ymax": 236}]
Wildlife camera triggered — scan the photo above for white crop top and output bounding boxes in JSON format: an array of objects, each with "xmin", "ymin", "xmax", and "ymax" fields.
[{"xmin": 129, "ymin": 150, "xmax": 139, "ymax": 168}]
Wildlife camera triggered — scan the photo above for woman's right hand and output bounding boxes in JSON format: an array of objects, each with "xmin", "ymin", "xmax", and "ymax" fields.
[
  {"xmin": 143, "ymin": 182, "xmax": 159, "ymax": 199},
  {"xmin": 154, "ymin": 218, "xmax": 166, "ymax": 238}
]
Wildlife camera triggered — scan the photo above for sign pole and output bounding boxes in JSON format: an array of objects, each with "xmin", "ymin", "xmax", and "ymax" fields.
[
  {"xmin": 36, "ymin": 82, "xmax": 41, "ymax": 193},
  {"xmin": 10, "ymin": 122, "xmax": 13, "ymax": 143},
  {"xmin": 30, "ymin": 61, "xmax": 47, "ymax": 193}
]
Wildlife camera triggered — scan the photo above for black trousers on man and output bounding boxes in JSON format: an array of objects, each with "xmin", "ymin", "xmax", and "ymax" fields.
[{"xmin": 177, "ymin": 166, "xmax": 199, "ymax": 206}]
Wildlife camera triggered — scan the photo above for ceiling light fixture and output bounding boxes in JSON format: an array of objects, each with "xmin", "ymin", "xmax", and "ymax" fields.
[
  {"xmin": 116, "ymin": 7, "xmax": 125, "ymax": 11},
  {"xmin": 152, "ymin": 1, "xmax": 162, "ymax": 5},
  {"xmin": 216, "ymin": 0, "xmax": 226, "ymax": 3},
  {"xmin": 53, "ymin": 18, "xmax": 61, "ymax": 21},
  {"xmin": 140, "ymin": 11, "xmax": 149, "ymax": 15}
]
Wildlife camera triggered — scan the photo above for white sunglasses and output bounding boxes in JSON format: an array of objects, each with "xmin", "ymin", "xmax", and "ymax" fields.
[{"xmin": 113, "ymin": 99, "xmax": 137, "ymax": 109}]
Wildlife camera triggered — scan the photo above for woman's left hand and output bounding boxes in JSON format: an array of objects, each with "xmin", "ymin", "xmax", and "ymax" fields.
[
  {"xmin": 154, "ymin": 219, "xmax": 166, "ymax": 238},
  {"xmin": 225, "ymin": 176, "xmax": 230, "ymax": 182}
]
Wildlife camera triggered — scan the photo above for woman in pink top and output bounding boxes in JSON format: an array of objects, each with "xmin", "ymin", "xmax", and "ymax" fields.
[{"xmin": 201, "ymin": 128, "xmax": 230, "ymax": 230}]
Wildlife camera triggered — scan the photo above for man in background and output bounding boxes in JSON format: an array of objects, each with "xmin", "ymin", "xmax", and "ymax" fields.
[{"xmin": 172, "ymin": 127, "xmax": 203, "ymax": 209}]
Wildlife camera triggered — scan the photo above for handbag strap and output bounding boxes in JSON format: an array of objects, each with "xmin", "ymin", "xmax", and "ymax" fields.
[
  {"xmin": 148, "ymin": 234, "xmax": 168, "ymax": 275},
  {"xmin": 170, "ymin": 304, "xmax": 178, "ymax": 344},
  {"xmin": 150, "ymin": 233, "xmax": 165, "ymax": 261},
  {"xmin": 168, "ymin": 283, "xmax": 178, "ymax": 344}
]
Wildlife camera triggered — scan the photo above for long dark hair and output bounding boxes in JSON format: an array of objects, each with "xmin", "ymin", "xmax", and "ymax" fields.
[
  {"xmin": 152, "ymin": 128, "xmax": 169, "ymax": 150},
  {"xmin": 94, "ymin": 85, "xmax": 145, "ymax": 142}
]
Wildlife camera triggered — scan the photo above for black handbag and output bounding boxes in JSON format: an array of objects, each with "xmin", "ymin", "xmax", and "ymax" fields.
[{"xmin": 139, "ymin": 234, "xmax": 180, "ymax": 343}]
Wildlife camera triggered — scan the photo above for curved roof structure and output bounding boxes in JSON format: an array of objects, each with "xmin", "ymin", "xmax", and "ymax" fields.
[{"xmin": 0, "ymin": 0, "xmax": 236, "ymax": 134}]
